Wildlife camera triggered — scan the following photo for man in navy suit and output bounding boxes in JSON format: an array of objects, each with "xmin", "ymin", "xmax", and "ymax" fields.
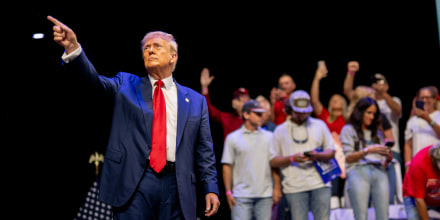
[{"xmin": 48, "ymin": 16, "xmax": 220, "ymax": 219}]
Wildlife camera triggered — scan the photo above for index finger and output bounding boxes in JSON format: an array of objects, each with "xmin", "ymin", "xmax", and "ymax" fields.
[{"xmin": 47, "ymin": 15, "xmax": 64, "ymax": 27}]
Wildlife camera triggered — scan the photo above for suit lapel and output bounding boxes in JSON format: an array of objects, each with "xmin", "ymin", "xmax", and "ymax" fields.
[
  {"xmin": 135, "ymin": 77, "xmax": 153, "ymax": 143},
  {"xmin": 175, "ymin": 82, "xmax": 189, "ymax": 149}
]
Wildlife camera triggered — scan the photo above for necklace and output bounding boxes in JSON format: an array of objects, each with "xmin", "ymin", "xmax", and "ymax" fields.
[{"xmin": 290, "ymin": 120, "xmax": 308, "ymax": 144}]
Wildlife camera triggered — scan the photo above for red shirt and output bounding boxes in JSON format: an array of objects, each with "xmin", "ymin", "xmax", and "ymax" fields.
[
  {"xmin": 316, "ymin": 107, "xmax": 346, "ymax": 135},
  {"xmin": 273, "ymin": 97, "xmax": 287, "ymax": 125},
  {"xmin": 204, "ymin": 94, "xmax": 244, "ymax": 142},
  {"xmin": 403, "ymin": 145, "xmax": 440, "ymax": 206}
]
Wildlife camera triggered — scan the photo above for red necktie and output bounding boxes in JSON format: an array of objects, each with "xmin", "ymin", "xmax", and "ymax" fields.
[{"xmin": 150, "ymin": 80, "xmax": 166, "ymax": 173}]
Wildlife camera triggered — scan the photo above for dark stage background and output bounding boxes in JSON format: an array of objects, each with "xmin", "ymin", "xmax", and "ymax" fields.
[{"xmin": 4, "ymin": 2, "xmax": 440, "ymax": 219}]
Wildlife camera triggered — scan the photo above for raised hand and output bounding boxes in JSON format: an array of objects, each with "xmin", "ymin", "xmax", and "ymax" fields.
[
  {"xmin": 316, "ymin": 60, "xmax": 328, "ymax": 79},
  {"xmin": 47, "ymin": 15, "xmax": 80, "ymax": 54},
  {"xmin": 200, "ymin": 67, "xmax": 215, "ymax": 89},
  {"xmin": 347, "ymin": 61, "xmax": 360, "ymax": 73}
]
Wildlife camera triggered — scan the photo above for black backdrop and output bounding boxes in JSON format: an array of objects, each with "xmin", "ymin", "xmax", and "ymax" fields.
[{"xmin": 4, "ymin": 2, "xmax": 440, "ymax": 219}]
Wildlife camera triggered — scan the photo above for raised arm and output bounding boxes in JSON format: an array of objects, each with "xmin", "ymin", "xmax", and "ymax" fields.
[
  {"xmin": 343, "ymin": 61, "xmax": 360, "ymax": 101},
  {"xmin": 47, "ymin": 16, "xmax": 80, "ymax": 54},
  {"xmin": 48, "ymin": 15, "xmax": 120, "ymax": 96},
  {"xmin": 310, "ymin": 60, "xmax": 328, "ymax": 116}
]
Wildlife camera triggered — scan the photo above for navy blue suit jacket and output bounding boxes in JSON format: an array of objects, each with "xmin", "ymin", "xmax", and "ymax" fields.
[{"xmin": 65, "ymin": 51, "xmax": 219, "ymax": 220}]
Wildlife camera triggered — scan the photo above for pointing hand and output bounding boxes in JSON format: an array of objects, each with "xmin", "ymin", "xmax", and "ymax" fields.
[{"xmin": 47, "ymin": 15, "xmax": 80, "ymax": 54}]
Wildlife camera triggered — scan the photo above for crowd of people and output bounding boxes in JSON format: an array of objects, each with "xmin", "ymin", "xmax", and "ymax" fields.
[
  {"xmin": 201, "ymin": 59, "xmax": 440, "ymax": 220},
  {"xmin": 48, "ymin": 15, "xmax": 438, "ymax": 220}
]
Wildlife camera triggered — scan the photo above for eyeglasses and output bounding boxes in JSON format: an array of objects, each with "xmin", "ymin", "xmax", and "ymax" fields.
[{"xmin": 420, "ymin": 96, "xmax": 435, "ymax": 100}]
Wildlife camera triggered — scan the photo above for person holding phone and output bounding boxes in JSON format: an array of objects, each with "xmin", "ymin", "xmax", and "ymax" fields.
[
  {"xmin": 344, "ymin": 68, "xmax": 403, "ymax": 205},
  {"xmin": 404, "ymin": 86, "xmax": 440, "ymax": 173},
  {"xmin": 269, "ymin": 90, "xmax": 336, "ymax": 220},
  {"xmin": 340, "ymin": 96, "xmax": 393, "ymax": 220}
]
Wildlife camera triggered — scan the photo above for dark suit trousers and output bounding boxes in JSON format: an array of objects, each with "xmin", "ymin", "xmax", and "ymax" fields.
[{"xmin": 112, "ymin": 166, "xmax": 184, "ymax": 220}]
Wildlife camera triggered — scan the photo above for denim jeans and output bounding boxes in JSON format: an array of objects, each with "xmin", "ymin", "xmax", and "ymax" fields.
[
  {"xmin": 387, "ymin": 151, "xmax": 403, "ymax": 204},
  {"xmin": 404, "ymin": 197, "xmax": 420, "ymax": 220},
  {"xmin": 386, "ymin": 160, "xmax": 397, "ymax": 204},
  {"xmin": 404, "ymin": 196, "xmax": 440, "ymax": 220},
  {"xmin": 284, "ymin": 186, "xmax": 331, "ymax": 220},
  {"xmin": 346, "ymin": 164, "xmax": 389, "ymax": 220},
  {"xmin": 231, "ymin": 197, "xmax": 273, "ymax": 220}
]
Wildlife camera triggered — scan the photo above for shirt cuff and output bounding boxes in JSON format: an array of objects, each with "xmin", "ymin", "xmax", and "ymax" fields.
[{"xmin": 61, "ymin": 46, "xmax": 82, "ymax": 63}]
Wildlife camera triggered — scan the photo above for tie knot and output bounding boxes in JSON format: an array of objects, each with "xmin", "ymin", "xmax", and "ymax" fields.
[{"xmin": 155, "ymin": 80, "xmax": 164, "ymax": 88}]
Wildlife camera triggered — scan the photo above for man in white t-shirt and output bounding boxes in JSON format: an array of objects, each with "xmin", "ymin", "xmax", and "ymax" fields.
[
  {"xmin": 221, "ymin": 99, "xmax": 282, "ymax": 220},
  {"xmin": 371, "ymin": 73, "xmax": 404, "ymax": 204},
  {"xmin": 270, "ymin": 90, "xmax": 336, "ymax": 220}
]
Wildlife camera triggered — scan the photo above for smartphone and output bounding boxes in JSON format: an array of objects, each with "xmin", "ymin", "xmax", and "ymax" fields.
[
  {"xmin": 385, "ymin": 141, "xmax": 395, "ymax": 148},
  {"xmin": 415, "ymin": 100, "xmax": 424, "ymax": 110},
  {"xmin": 304, "ymin": 151, "xmax": 312, "ymax": 157}
]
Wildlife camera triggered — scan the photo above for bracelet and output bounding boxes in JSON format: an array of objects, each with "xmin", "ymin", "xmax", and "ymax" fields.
[
  {"xmin": 430, "ymin": 120, "xmax": 436, "ymax": 127},
  {"xmin": 347, "ymin": 70, "xmax": 356, "ymax": 76},
  {"xmin": 289, "ymin": 155, "xmax": 294, "ymax": 163},
  {"xmin": 405, "ymin": 161, "xmax": 411, "ymax": 168},
  {"xmin": 361, "ymin": 148, "xmax": 369, "ymax": 156},
  {"xmin": 225, "ymin": 190, "xmax": 232, "ymax": 196},
  {"xmin": 202, "ymin": 88, "xmax": 208, "ymax": 94}
]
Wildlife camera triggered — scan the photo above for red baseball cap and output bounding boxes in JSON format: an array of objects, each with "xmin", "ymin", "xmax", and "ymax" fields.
[{"xmin": 232, "ymin": 87, "xmax": 249, "ymax": 99}]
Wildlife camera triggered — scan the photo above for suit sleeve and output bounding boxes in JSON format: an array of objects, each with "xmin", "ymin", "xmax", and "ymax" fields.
[
  {"xmin": 196, "ymin": 96, "xmax": 220, "ymax": 195},
  {"xmin": 63, "ymin": 50, "xmax": 121, "ymax": 97}
]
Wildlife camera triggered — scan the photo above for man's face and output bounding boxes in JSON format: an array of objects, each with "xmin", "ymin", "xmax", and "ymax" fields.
[
  {"xmin": 290, "ymin": 111, "xmax": 309, "ymax": 125},
  {"xmin": 245, "ymin": 111, "xmax": 264, "ymax": 127},
  {"xmin": 143, "ymin": 37, "xmax": 175, "ymax": 72},
  {"xmin": 278, "ymin": 76, "xmax": 296, "ymax": 95},
  {"xmin": 231, "ymin": 95, "xmax": 250, "ymax": 112}
]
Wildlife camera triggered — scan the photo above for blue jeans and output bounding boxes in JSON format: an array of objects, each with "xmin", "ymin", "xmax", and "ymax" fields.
[
  {"xmin": 387, "ymin": 151, "xmax": 402, "ymax": 204},
  {"xmin": 404, "ymin": 197, "xmax": 420, "ymax": 220},
  {"xmin": 284, "ymin": 187, "xmax": 331, "ymax": 220},
  {"xmin": 386, "ymin": 160, "xmax": 397, "ymax": 204},
  {"xmin": 404, "ymin": 196, "xmax": 440, "ymax": 220},
  {"xmin": 231, "ymin": 197, "xmax": 273, "ymax": 220},
  {"xmin": 346, "ymin": 164, "xmax": 389, "ymax": 220}
]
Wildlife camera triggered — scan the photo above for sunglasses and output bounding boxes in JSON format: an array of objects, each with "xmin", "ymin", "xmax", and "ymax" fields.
[{"xmin": 251, "ymin": 112, "xmax": 263, "ymax": 117}]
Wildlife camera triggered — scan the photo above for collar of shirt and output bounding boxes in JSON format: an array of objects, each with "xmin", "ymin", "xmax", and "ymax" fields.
[
  {"xmin": 287, "ymin": 117, "xmax": 310, "ymax": 128},
  {"xmin": 241, "ymin": 125, "xmax": 262, "ymax": 134},
  {"xmin": 148, "ymin": 74, "xmax": 175, "ymax": 90}
]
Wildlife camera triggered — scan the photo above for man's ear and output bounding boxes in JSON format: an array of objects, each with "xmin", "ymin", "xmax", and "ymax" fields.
[
  {"xmin": 242, "ymin": 111, "xmax": 250, "ymax": 120},
  {"xmin": 170, "ymin": 53, "xmax": 177, "ymax": 63}
]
